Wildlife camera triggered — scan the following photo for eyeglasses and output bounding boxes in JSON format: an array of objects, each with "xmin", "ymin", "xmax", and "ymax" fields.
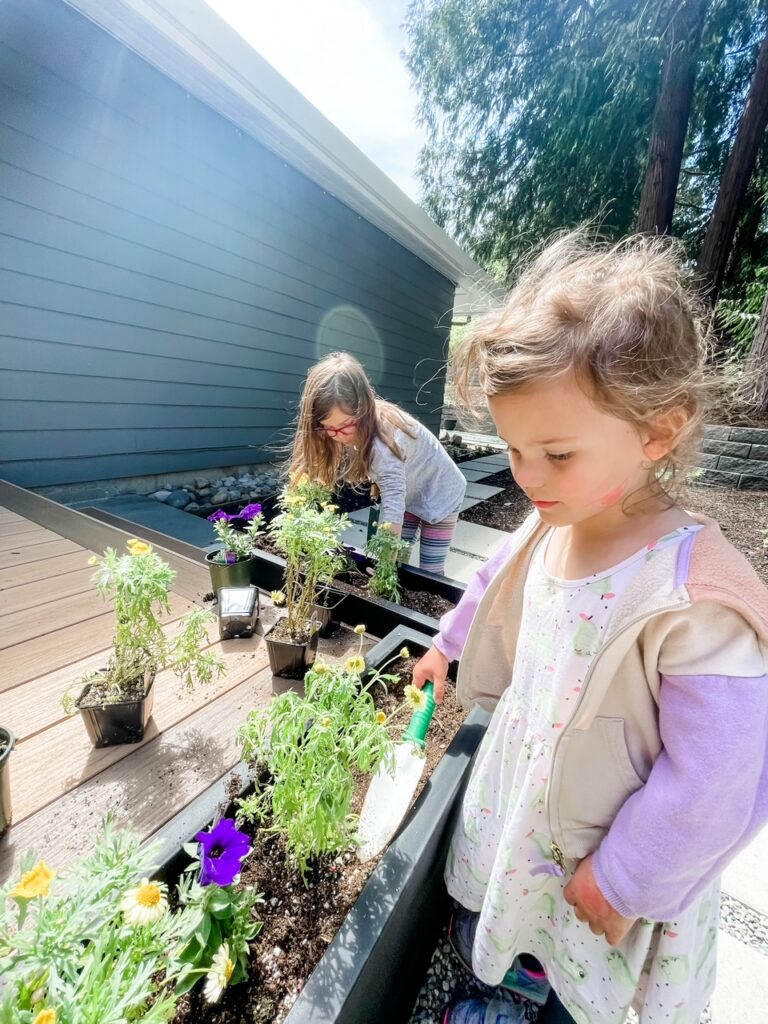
[{"xmin": 317, "ymin": 419, "xmax": 357, "ymax": 438}]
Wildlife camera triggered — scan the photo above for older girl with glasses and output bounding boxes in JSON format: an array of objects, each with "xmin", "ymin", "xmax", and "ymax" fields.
[{"xmin": 288, "ymin": 352, "xmax": 466, "ymax": 576}]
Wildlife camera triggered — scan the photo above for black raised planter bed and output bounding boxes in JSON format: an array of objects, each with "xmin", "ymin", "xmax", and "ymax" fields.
[
  {"xmin": 247, "ymin": 548, "xmax": 467, "ymax": 638},
  {"xmin": 150, "ymin": 625, "xmax": 489, "ymax": 1024}
]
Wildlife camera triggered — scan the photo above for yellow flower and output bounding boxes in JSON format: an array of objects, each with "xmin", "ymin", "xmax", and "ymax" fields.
[
  {"xmin": 33, "ymin": 1011, "xmax": 56, "ymax": 1024},
  {"xmin": 345, "ymin": 655, "xmax": 366, "ymax": 674},
  {"xmin": 378, "ymin": 522, "xmax": 392, "ymax": 532},
  {"xmin": 313, "ymin": 661, "xmax": 330, "ymax": 674},
  {"xmin": 10, "ymin": 861, "xmax": 55, "ymax": 900},
  {"xmin": 204, "ymin": 942, "xmax": 235, "ymax": 1003},
  {"xmin": 399, "ymin": 647, "xmax": 410, "ymax": 660},
  {"xmin": 322, "ymin": 502, "xmax": 338, "ymax": 512},
  {"xmin": 126, "ymin": 539, "xmax": 152, "ymax": 556},
  {"xmin": 295, "ymin": 472, "xmax": 310, "ymax": 487},
  {"xmin": 87, "ymin": 555, "xmax": 99, "ymax": 566},
  {"xmin": 270, "ymin": 591, "xmax": 286, "ymax": 606},
  {"xmin": 120, "ymin": 878, "xmax": 168, "ymax": 926},
  {"xmin": 321, "ymin": 716, "xmax": 331, "ymax": 727},
  {"xmin": 375, "ymin": 711, "xmax": 386, "ymax": 725},
  {"xmin": 404, "ymin": 684, "xmax": 428, "ymax": 711},
  {"xmin": 353, "ymin": 624, "xmax": 366, "ymax": 635}
]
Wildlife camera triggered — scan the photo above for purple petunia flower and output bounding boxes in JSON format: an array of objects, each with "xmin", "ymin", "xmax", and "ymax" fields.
[
  {"xmin": 238, "ymin": 502, "xmax": 262, "ymax": 521},
  {"xmin": 195, "ymin": 818, "xmax": 252, "ymax": 887},
  {"xmin": 225, "ymin": 552, "xmax": 238, "ymax": 564},
  {"xmin": 207, "ymin": 509, "xmax": 232, "ymax": 523}
]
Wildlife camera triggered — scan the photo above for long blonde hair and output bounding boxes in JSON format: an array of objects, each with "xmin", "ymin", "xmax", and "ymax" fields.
[
  {"xmin": 289, "ymin": 352, "xmax": 416, "ymax": 488},
  {"xmin": 453, "ymin": 231, "xmax": 718, "ymax": 500}
]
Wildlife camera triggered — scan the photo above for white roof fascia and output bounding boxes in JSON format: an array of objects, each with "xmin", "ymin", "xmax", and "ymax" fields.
[{"xmin": 63, "ymin": 0, "xmax": 503, "ymax": 313}]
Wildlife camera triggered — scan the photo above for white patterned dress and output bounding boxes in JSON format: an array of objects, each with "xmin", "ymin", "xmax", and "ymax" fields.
[{"xmin": 445, "ymin": 527, "xmax": 719, "ymax": 1024}]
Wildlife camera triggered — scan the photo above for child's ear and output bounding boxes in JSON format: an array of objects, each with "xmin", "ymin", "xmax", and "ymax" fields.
[{"xmin": 642, "ymin": 407, "xmax": 689, "ymax": 461}]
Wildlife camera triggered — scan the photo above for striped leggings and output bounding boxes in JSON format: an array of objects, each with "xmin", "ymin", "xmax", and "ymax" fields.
[{"xmin": 401, "ymin": 508, "xmax": 459, "ymax": 575}]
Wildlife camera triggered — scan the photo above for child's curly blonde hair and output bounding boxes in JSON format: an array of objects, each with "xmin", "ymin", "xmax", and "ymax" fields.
[{"xmin": 453, "ymin": 231, "xmax": 718, "ymax": 500}]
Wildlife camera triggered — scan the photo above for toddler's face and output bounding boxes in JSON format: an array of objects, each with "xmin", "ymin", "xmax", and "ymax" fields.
[{"xmin": 487, "ymin": 375, "xmax": 654, "ymax": 528}]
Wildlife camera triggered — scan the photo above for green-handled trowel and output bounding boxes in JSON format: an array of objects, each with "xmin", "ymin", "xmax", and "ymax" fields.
[{"xmin": 356, "ymin": 682, "xmax": 436, "ymax": 861}]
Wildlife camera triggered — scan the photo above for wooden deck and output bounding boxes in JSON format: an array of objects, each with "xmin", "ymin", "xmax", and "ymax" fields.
[{"xmin": 0, "ymin": 483, "xmax": 366, "ymax": 883}]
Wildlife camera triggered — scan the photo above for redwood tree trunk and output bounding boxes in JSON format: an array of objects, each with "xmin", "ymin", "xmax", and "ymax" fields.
[
  {"xmin": 697, "ymin": 27, "xmax": 768, "ymax": 302},
  {"xmin": 636, "ymin": 0, "xmax": 707, "ymax": 234},
  {"xmin": 746, "ymin": 287, "xmax": 768, "ymax": 415}
]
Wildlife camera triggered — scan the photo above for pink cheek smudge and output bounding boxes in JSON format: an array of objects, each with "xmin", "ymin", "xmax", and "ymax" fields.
[{"xmin": 596, "ymin": 483, "xmax": 627, "ymax": 508}]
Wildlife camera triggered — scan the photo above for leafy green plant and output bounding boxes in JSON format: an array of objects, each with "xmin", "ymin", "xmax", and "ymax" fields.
[
  {"xmin": 365, "ymin": 522, "xmax": 411, "ymax": 603},
  {"xmin": 0, "ymin": 816, "xmax": 264, "ymax": 1017},
  {"xmin": 716, "ymin": 266, "xmax": 768, "ymax": 357},
  {"xmin": 207, "ymin": 504, "xmax": 265, "ymax": 564},
  {"xmin": 63, "ymin": 540, "xmax": 225, "ymax": 710},
  {"xmin": 237, "ymin": 629, "xmax": 403, "ymax": 876},
  {"xmin": 0, "ymin": 816, "xmax": 180, "ymax": 1022},
  {"xmin": 268, "ymin": 474, "xmax": 348, "ymax": 640}
]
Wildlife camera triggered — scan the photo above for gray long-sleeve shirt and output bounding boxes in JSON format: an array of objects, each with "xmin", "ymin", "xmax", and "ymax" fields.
[{"xmin": 368, "ymin": 416, "xmax": 466, "ymax": 526}]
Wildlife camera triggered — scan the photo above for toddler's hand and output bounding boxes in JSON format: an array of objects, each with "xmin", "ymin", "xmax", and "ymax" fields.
[
  {"xmin": 412, "ymin": 645, "xmax": 449, "ymax": 703},
  {"xmin": 563, "ymin": 853, "xmax": 635, "ymax": 946}
]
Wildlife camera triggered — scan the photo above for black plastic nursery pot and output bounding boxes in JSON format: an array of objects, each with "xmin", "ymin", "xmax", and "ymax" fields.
[
  {"xmin": 205, "ymin": 551, "xmax": 258, "ymax": 593},
  {"xmin": 264, "ymin": 620, "xmax": 320, "ymax": 679},
  {"xmin": 76, "ymin": 676, "xmax": 155, "ymax": 748},
  {"xmin": 0, "ymin": 727, "xmax": 15, "ymax": 838},
  {"xmin": 149, "ymin": 625, "xmax": 489, "ymax": 1024},
  {"xmin": 247, "ymin": 547, "xmax": 467, "ymax": 638},
  {"xmin": 311, "ymin": 587, "xmax": 347, "ymax": 639}
]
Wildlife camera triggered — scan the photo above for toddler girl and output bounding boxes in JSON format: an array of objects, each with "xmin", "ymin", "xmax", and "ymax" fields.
[{"xmin": 413, "ymin": 233, "xmax": 768, "ymax": 1023}]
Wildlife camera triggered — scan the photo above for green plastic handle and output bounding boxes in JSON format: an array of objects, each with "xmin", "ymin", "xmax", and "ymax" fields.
[{"xmin": 401, "ymin": 682, "xmax": 436, "ymax": 749}]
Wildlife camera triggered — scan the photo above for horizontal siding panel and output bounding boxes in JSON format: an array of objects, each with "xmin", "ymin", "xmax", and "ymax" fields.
[
  {"xmin": 0, "ymin": 76, "xmax": 454, "ymax": 322},
  {"xmin": 0, "ymin": 226, "xmax": 442, "ymax": 364},
  {"xmin": 0, "ymin": 0, "xmax": 452, "ymax": 488}
]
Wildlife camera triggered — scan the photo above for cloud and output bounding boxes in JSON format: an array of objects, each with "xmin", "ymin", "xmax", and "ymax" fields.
[{"xmin": 203, "ymin": 0, "xmax": 425, "ymax": 200}]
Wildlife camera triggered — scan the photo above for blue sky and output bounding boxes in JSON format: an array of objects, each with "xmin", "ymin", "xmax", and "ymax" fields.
[{"xmin": 204, "ymin": 0, "xmax": 426, "ymax": 201}]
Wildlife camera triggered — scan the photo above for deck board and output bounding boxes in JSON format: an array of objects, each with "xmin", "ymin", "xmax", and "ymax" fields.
[
  {"xmin": 0, "ymin": 550, "xmax": 96, "ymax": 589},
  {"xmin": 0, "ymin": 567, "xmax": 95, "ymax": 615},
  {"xmin": 0, "ymin": 538, "xmax": 83, "ymax": 568},
  {"xmin": 0, "ymin": 526, "xmax": 65, "ymax": 552}
]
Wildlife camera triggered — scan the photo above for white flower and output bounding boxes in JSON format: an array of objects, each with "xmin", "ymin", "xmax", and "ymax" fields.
[
  {"xmin": 120, "ymin": 878, "xmax": 168, "ymax": 926},
  {"xmin": 204, "ymin": 942, "xmax": 235, "ymax": 1003}
]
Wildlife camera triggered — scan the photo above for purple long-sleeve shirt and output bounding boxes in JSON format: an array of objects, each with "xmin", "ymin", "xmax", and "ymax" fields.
[{"xmin": 433, "ymin": 533, "xmax": 768, "ymax": 920}]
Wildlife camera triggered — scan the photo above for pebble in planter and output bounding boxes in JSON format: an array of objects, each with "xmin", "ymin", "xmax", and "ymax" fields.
[
  {"xmin": 63, "ymin": 539, "xmax": 226, "ymax": 747},
  {"xmin": 265, "ymin": 476, "xmax": 349, "ymax": 679},
  {"xmin": 206, "ymin": 503, "xmax": 265, "ymax": 592}
]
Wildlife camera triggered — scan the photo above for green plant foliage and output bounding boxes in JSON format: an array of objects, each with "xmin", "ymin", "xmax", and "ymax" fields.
[
  {"xmin": 365, "ymin": 523, "xmax": 412, "ymax": 604},
  {"xmin": 237, "ymin": 644, "xmax": 402, "ymax": 877},
  {"xmin": 268, "ymin": 475, "xmax": 348, "ymax": 639},
  {"xmin": 63, "ymin": 542, "xmax": 225, "ymax": 709},
  {"xmin": 209, "ymin": 515, "xmax": 265, "ymax": 563}
]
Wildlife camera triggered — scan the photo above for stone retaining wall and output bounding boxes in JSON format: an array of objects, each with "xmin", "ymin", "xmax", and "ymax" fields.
[{"xmin": 697, "ymin": 425, "xmax": 768, "ymax": 490}]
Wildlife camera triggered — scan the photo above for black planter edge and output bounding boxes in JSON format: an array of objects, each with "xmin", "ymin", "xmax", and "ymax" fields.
[
  {"xmin": 247, "ymin": 548, "xmax": 468, "ymax": 640},
  {"xmin": 146, "ymin": 627, "xmax": 490, "ymax": 1024}
]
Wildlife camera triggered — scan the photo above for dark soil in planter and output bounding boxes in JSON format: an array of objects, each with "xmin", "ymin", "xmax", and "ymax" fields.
[
  {"xmin": 76, "ymin": 675, "xmax": 146, "ymax": 707},
  {"xmin": 459, "ymin": 467, "xmax": 768, "ymax": 586},
  {"xmin": 268, "ymin": 616, "xmax": 315, "ymax": 647},
  {"xmin": 331, "ymin": 567, "xmax": 457, "ymax": 620},
  {"xmin": 171, "ymin": 656, "xmax": 468, "ymax": 1024}
]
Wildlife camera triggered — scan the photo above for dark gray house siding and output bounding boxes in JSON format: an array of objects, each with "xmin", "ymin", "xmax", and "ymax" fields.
[{"xmin": 0, "ymin": 0, "xmax": 455, "ymax": 488}]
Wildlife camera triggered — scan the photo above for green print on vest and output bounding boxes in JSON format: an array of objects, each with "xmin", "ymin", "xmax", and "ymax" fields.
[
  {"xmin": 466, "ymin": 859, "xmax": 490, "ymax": 886},
  {"xmin": 462, "ymin": 811, "xmax": 480, "ymax": 846},
  {"xmin": 586, "ymin": 576, "xmax": 612, "ymax": 597},
  {"xmin": 572, "ymin": 614, "xmax": 600, "ymax": 656},
  {"xmin": 529, "ymin": 627, "xmax": 555, "ymax": 662},
  {"xmin": 658, "ymin": 955, "xmax": 690, "ymax": 984},
  {"xmin": 563, "ymin": 1001, "xmax": 593, "ymax": 1024},
  {"xmin": 535, "ymin": 928, "xmax": 556, "ymax": 957},
  {"xmin": 696, "ymin": 927, "xmax": 718, "ymax": 977},
  {"xmin": 487, "ymin": 930, "xmax": 516, "ymax": 955},
  {"xmin": 555, "ymin": 951, "xmax": 588, "ymax": 983},
  {"xmin": 697, "ymin": 899, "xmax": 711, "ymax": 926},
  {"xmin": 605, "ymin": 949, "xmax": 638, "ymax": 991},
  {"xmin": 532, "ymin": 785, "xmax": 546, "ymax": 809},
  {"xmin": 534, "ymin": 892, "xmax": 556, "ymax": 918},
  {"xmin": 529, "ymin": 831, "xmax": 556, "ymax": 859}
]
